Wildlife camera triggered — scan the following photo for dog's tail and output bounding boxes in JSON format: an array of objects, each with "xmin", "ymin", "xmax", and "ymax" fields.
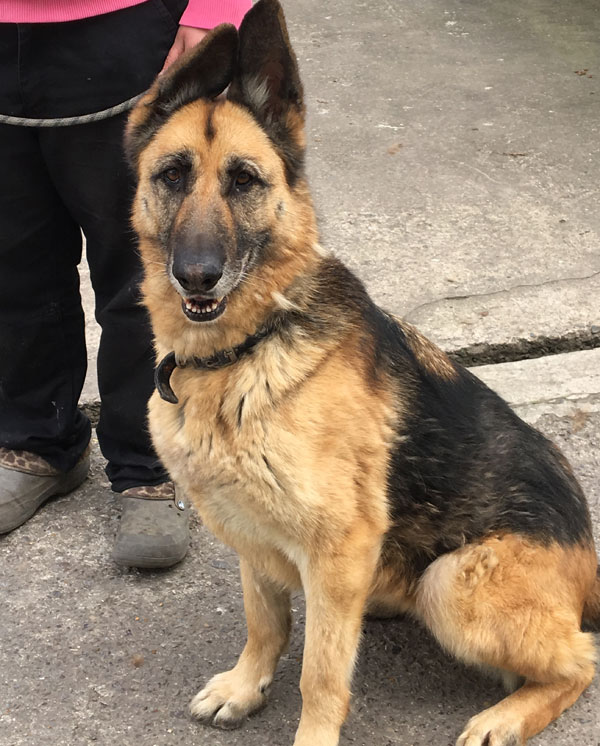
[{"xmin": 583, "ymin": 565, "xmax": 600, "ymax": 632}]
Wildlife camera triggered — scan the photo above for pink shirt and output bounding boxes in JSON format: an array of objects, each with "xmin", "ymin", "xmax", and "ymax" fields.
[{"xmin": 0, "ymin": 1, "xmax": 252, "ymax": 28}]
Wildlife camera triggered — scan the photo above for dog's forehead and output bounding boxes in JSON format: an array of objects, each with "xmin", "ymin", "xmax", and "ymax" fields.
[{"xmin": 143, "ymin": 99, "xmax": 280, "ymax": 171}]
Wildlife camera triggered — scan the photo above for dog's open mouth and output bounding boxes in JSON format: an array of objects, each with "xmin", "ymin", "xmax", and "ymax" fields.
[{"xmin": 182, "ymin": 296, "xmax": 227, "ymax": 322}]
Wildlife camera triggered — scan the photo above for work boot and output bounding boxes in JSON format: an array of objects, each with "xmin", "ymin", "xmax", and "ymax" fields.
[
  {"xmin": 112, "ymin": 482, "xmax": 189, "ymax": 569},
  {"xmin": 0, "ymin": 447, "xmax": 90, "ymax": 534}
]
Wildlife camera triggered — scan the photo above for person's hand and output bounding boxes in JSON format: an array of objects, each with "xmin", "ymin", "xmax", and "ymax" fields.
[{"xmin": 161, "ymin": 26, "xmax": 209, "ymax": 72}]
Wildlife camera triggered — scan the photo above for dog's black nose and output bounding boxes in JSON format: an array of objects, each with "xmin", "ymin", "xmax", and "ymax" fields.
[
  {"xmin": 173, "ymin": 261, "xmax": 223, "ymax": 294},
  {"xmin": 171, "ymin": 227, "xmax": 226, "ymax": 295}
]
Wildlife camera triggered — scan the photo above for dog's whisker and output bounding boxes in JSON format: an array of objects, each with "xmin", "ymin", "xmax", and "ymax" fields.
[{"xmin": 238, "ymin": 272, "xmax": 263, "ymax": 290}]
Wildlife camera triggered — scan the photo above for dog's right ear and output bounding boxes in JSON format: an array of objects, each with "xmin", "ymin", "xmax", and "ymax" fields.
[
  {"xmin": 227, "ymin": 0, "xmax": 306, "ymax": 185},
  {"xmin": 125, "ymin": 24, "xmax": 239, "ymax": 168}
]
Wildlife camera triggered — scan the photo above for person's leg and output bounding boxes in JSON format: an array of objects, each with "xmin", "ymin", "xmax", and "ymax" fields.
[
  {"xmin": 0, "ymin": 124, "xmax": 90, "ymax": 466},
  {"xmin": 29, "ymin": 2, "xmax": 190, "ymax": 565},
  {"xmin": 0, "ymin": 121, "xmax": 91, "ymax": 532},
  {"xmin": 0, "ymin": 20, "xmax": 91, "ymax": 469},
  {"xmin": 38, "ymin": 116, "xmax": 188, "ymax": 567},
  {"xmin": 40, "ymin": 115, "xmax": 166, "ymax": 492}
]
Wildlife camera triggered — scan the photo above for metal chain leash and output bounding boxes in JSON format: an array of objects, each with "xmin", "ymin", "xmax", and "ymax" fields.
[{"xmin": 0, "ymin": 91, "xmax": 146, "ymax": 127}]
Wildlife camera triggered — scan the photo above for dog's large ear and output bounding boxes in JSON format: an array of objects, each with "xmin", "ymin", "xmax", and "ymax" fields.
[
  {"xmin": 126, "ymin": 24, "xmax": 239, "ymax": 167},
  {"xmin": 227, "ymin": 0, "xmax": 305, "ymax": 184}
]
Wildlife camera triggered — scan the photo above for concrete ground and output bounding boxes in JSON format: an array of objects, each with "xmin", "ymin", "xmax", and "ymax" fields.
[{"xmin": 2, "ymin": 0, "xmax": 599, "ymax": 745}]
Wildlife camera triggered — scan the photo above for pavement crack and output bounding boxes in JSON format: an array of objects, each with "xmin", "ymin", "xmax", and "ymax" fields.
[
  {"xmin": 450, "ymin": 330, "xmax": 600, "ymax": 368},
  {"xmin": 405, "ymin": 269, "xmax": 600, "ymax": 320}
]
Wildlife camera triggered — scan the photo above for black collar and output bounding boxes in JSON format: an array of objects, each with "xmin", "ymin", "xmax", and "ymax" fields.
[{"xmin": 154, "ymin": 325, "xmax": 273, "ymax": 404}]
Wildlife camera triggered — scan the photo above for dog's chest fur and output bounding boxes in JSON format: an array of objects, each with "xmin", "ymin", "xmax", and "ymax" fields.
[
  {"xmin": 148, "ymin": 340, "xmax": 395, "ymax": 582},
  {"xmin": 153, "ymin": 372, "xmax": 297, "ymax": 543}
]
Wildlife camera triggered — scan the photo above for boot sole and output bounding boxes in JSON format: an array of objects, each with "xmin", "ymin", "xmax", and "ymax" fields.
[{"xmin": 112, "ymin": 549, "xmax": 188, "ymax": 569}]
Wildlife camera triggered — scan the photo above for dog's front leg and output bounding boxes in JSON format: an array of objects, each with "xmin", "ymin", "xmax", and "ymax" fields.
[
  {"xmin": 293, "ymin": 536, "xmax": 381, "ymax": 746},
  {"xmin": 190, "ymin": 557, "xmax": 291, "ymax": 728}
]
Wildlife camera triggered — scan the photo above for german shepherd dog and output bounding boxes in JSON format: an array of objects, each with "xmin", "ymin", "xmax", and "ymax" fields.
[{"xmin": 126, "ymin": 1, "xmax": 600, "ymax": 743}]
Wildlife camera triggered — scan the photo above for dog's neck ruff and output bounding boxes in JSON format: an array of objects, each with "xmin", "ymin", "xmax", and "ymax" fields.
[{"xmin": 155, "ymin": 325, "xmax": 274, "ymax": 404}]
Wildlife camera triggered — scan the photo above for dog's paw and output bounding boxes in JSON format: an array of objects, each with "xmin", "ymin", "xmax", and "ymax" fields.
[
  {"xmin": 189, "ymin": 669, "xmax": 269, "ymax": 729},
  {"xmin": 456, "ymin": 709, "xmax": 523, "ymax": 746}
]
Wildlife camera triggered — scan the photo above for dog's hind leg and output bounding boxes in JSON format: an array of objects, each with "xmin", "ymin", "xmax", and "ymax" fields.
[
  {"xmin": 415, "ymin": 534, "xmax": 597, "ymax": 746},
  {"xmin": 190, "ymin": 558, "xmax": 291, "ymax": 729}
]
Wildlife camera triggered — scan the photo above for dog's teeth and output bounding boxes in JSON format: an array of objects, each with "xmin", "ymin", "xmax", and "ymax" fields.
[{"xmin": 184, "ymin": 297, "xmax": 224, "ymax": 316}]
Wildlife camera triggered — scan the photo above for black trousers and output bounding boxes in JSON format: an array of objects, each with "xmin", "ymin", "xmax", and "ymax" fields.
[{"xmin": 0, "ymin": 1, "xmax": 187, "ymax": 491}]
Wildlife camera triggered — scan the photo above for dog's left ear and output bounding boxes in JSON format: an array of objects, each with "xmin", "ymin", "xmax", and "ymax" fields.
[
  {"xmin": 227, "ymin": 0, "xmax": 305, "ymax": 184},
  {"xmin": 126, "ymin": 23, "xmax": 239, "ymax": 167}
]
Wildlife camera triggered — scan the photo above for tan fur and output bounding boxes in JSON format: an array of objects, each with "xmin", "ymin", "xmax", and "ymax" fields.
[
  {"xmin": 133, "ymin": 101, "xmax": 320, "ymax": 367},
  {"xmin": 130, "ymin": 27, "xmax": 598, "ymax": 745},
  {"xmin": 417, "ymin": 536, "xmax": 597, "ymax": 745},
  {"xmin": 584, "ymin": 571, "xmax": 600, "ymax": 629},
  {"xmin": 190, "ymin": 558, "xmax": 291, "ymax": 727},
  {"xmin": 136, "ymin": 109, "xmax": 399, "ymax": 737},
  {"xmin": 400, "ymin": 320, "xmax": 459, "ymax": 381},
  {"xmin": 148, "ymin": 316, "xmax": 396, "ymax": 744}
]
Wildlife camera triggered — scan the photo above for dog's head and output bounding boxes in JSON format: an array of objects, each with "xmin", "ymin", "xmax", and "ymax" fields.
[{"xmin": 126, "ymin": 0, "xmax": 316, "ymax": 342}]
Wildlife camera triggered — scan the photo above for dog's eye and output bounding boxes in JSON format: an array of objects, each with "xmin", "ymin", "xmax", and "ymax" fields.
[
  {"xmin": 235, "ymin": 171, "xmax": 253, "ymax": 188},
  {"xmin": 163, "ymin": 167, "xmax": 182, "ymax": 184}
]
